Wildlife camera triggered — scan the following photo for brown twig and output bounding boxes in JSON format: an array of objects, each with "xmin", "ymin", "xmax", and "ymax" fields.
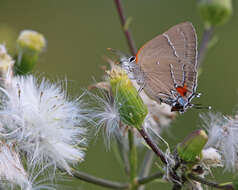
[
  {"xmin": 114, "ymin": 0, "xmax": 137, "ymax": 55},
  {"xmin": 138, "ymin": 127, "xmax": 167, "ymax": 165}
]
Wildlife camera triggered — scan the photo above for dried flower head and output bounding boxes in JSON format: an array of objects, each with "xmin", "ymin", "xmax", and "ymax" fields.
[
  {"xmin": 0, "ymin": 75, "xmax": 87, "ymax": 173},
  {"xmin": 85, "ymin": 87, "xmax": 123, "ymax": 145},
  {"xmin": 0, "ymin": 143, "xmax": 30, "ymax": 189},
  {"xmin": 201, "ymin": 112, "xmax": 238, "ymax": 171}
]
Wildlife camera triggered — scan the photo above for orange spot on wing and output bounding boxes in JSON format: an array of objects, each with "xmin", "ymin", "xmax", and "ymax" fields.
[
  {"xmin": 176, "ymin": 84, "xmax": 187, "ymax": 97},
  {"xmin": 135, "ymin": 44, "xmax": 146, "ymax": 64}
]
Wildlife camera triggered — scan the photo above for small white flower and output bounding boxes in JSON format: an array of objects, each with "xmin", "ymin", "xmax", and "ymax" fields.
[
  {"xmin": 0, "ymin": 75, "xmax": 87, "ymax": 173},
  {"xmin": 201, "ymin": 112, "xmax": 238, "ymax": 171},
  {"xmin": 0, "ymin": 142, "xmax": 31, "ymax": 189}
]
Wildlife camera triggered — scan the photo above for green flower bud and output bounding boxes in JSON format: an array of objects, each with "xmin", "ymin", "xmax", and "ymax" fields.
[
  {"xmin": 177, "ymin": 130, "xmax": 208, "ymax": 163},
  {"xmin": 15, "ymin": 30, "xmax": 46, "ymax": 75},
  {"xmin": 108, "ymin": 67, "xmax": 148, "ymax": 129},
  {"xmin": 198, "ymin": 0, "xmax": 233, "ymax": 27}
]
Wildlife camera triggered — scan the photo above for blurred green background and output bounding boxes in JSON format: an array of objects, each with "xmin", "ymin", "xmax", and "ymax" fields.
[{"xmin": 0, "ymin": 0, "xmax": 237, "ymax": 189}]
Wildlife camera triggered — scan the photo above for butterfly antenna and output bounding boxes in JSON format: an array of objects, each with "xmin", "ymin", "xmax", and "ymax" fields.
[
  {"xmin": 107, "ymin": 48, "xmax": 129, "ymax": 58},
  {"xmin": 192, "ymin": 103, "xmax": 212, "ymax": 110}
]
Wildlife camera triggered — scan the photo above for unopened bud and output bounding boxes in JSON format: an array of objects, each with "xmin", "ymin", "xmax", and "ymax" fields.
[
  {"xmin": 0, "ymin": 44, "xmax": 14, "ymax": 81},
  {"xmin": 15, "ymin": 30, "xmax": 46, "ymax": 75},
  {"xmin": 108, "ymin": 66, "xmax": 148, "ymax": 129},
  {"xmin": 177, "ymin": 130, "xmax": 208, "ymax": 163},
  {"xmin": 198, "ymin": 0, "xmax": 233, "ymax": 27}
]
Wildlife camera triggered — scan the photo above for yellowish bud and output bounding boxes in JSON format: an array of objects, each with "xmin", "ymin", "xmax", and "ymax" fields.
[
  {"xmin": 0, "ymin": 45, "xmax": 14, "ymax": 80},
  {"xmin": 108, "ymin": 66, "xmax": 148, "ymax": 129},
  {"xmin": 15, "ymin": 30, "xmax": 46, "ymax": 75},
  {"xmin": 17, "ymin": 30, "xmax": 46, "ymax": 52}
]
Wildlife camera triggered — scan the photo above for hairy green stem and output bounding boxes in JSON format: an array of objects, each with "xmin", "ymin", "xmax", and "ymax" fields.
[{"xmin": 128, "ymin": 129, "xmax": 138, "ymax": 189}]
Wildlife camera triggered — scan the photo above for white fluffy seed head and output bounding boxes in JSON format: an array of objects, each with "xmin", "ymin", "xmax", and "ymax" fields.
[
  {"xmin": 0, "ymin": 143, "xmax": 31, "ymax": 189},
  {"xmin": 86, "ymin": 89, "xmax": 161, "ymax": 149},
  {"xmin": 85, "ymin": 89, "xmax": 122, "ymax": 147},
  {"xmin": 201, "ymin": 112, "xmax": 238, "ymax": 171},
  {"xmin": 0, "ymin": 75, "xmax": 87, "ymax": 173}
]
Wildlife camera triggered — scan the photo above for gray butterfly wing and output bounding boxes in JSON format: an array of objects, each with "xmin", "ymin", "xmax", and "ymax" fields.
[{"xmin": 136, "ymin": 22, "xmax": 198, "ymax": 103}]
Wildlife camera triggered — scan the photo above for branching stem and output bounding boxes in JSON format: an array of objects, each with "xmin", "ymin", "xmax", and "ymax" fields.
[
  {"xmin": 138, "ymin": 127, "xmax": 167, "ymax": 165},
  {"xmin": 69, "ymin": 169, "xmax": 129, "ymax": 189},
  {"xmin": 68, "ymin": 169, "xmax": 164, "ymax": 189},
  {"xmin": 188, "ymin": 173, "xmax": 234, "ymax": 190}
]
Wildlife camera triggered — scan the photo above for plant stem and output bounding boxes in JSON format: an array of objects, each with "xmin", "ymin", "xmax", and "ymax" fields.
[
  {"xmin": 197, "ymin": 27, "xmax": 214, "ymax": 68},
  {"xmin": 70, "ymin": 169, "xmax": 129, "ymax": 189},
  {"xmin": 115, "ymin": 134, "xmax": 130, "ymax": 175},
  {"xmin": 138, "ymin": 127, "xmax": 181, "ymax": 183},
  {"xmin": 136, "ymin": 171, "xmax": 164, "ymax": 185},
  {"xmin": 138, "ymin": 127, "xmax": 167, "ymax": 165},
  {"xmin": 188, "ymin": 173, "xmax": 234, "ymax": 190},
  {"xmin": 67, "ymin": 169, "xmax": 164, "ymax": 189},
  {"xmin": 139, "ymin": 150, "xmax": 154, "ymax": 177},
  {"xmin": 114, "ymin": 0, "xmax": 137, "ymax": 55},
  {"xmin": 138, "ymin": 150, "xmax": 154, "ymax": 190},
  {"xmin": 128, "ymin": 129, "xmax": 138, "ymax": 189}
]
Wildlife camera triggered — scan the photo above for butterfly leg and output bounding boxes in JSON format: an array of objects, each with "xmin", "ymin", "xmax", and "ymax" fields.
[{"xmin": 136, "ymin": 80, "xmax": 146, "ymax": 98}]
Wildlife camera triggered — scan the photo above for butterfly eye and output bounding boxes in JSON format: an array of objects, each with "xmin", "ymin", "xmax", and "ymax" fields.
[{"xmin": 129, "ymin": 56, "xmax": 136, "ymax": 63}]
